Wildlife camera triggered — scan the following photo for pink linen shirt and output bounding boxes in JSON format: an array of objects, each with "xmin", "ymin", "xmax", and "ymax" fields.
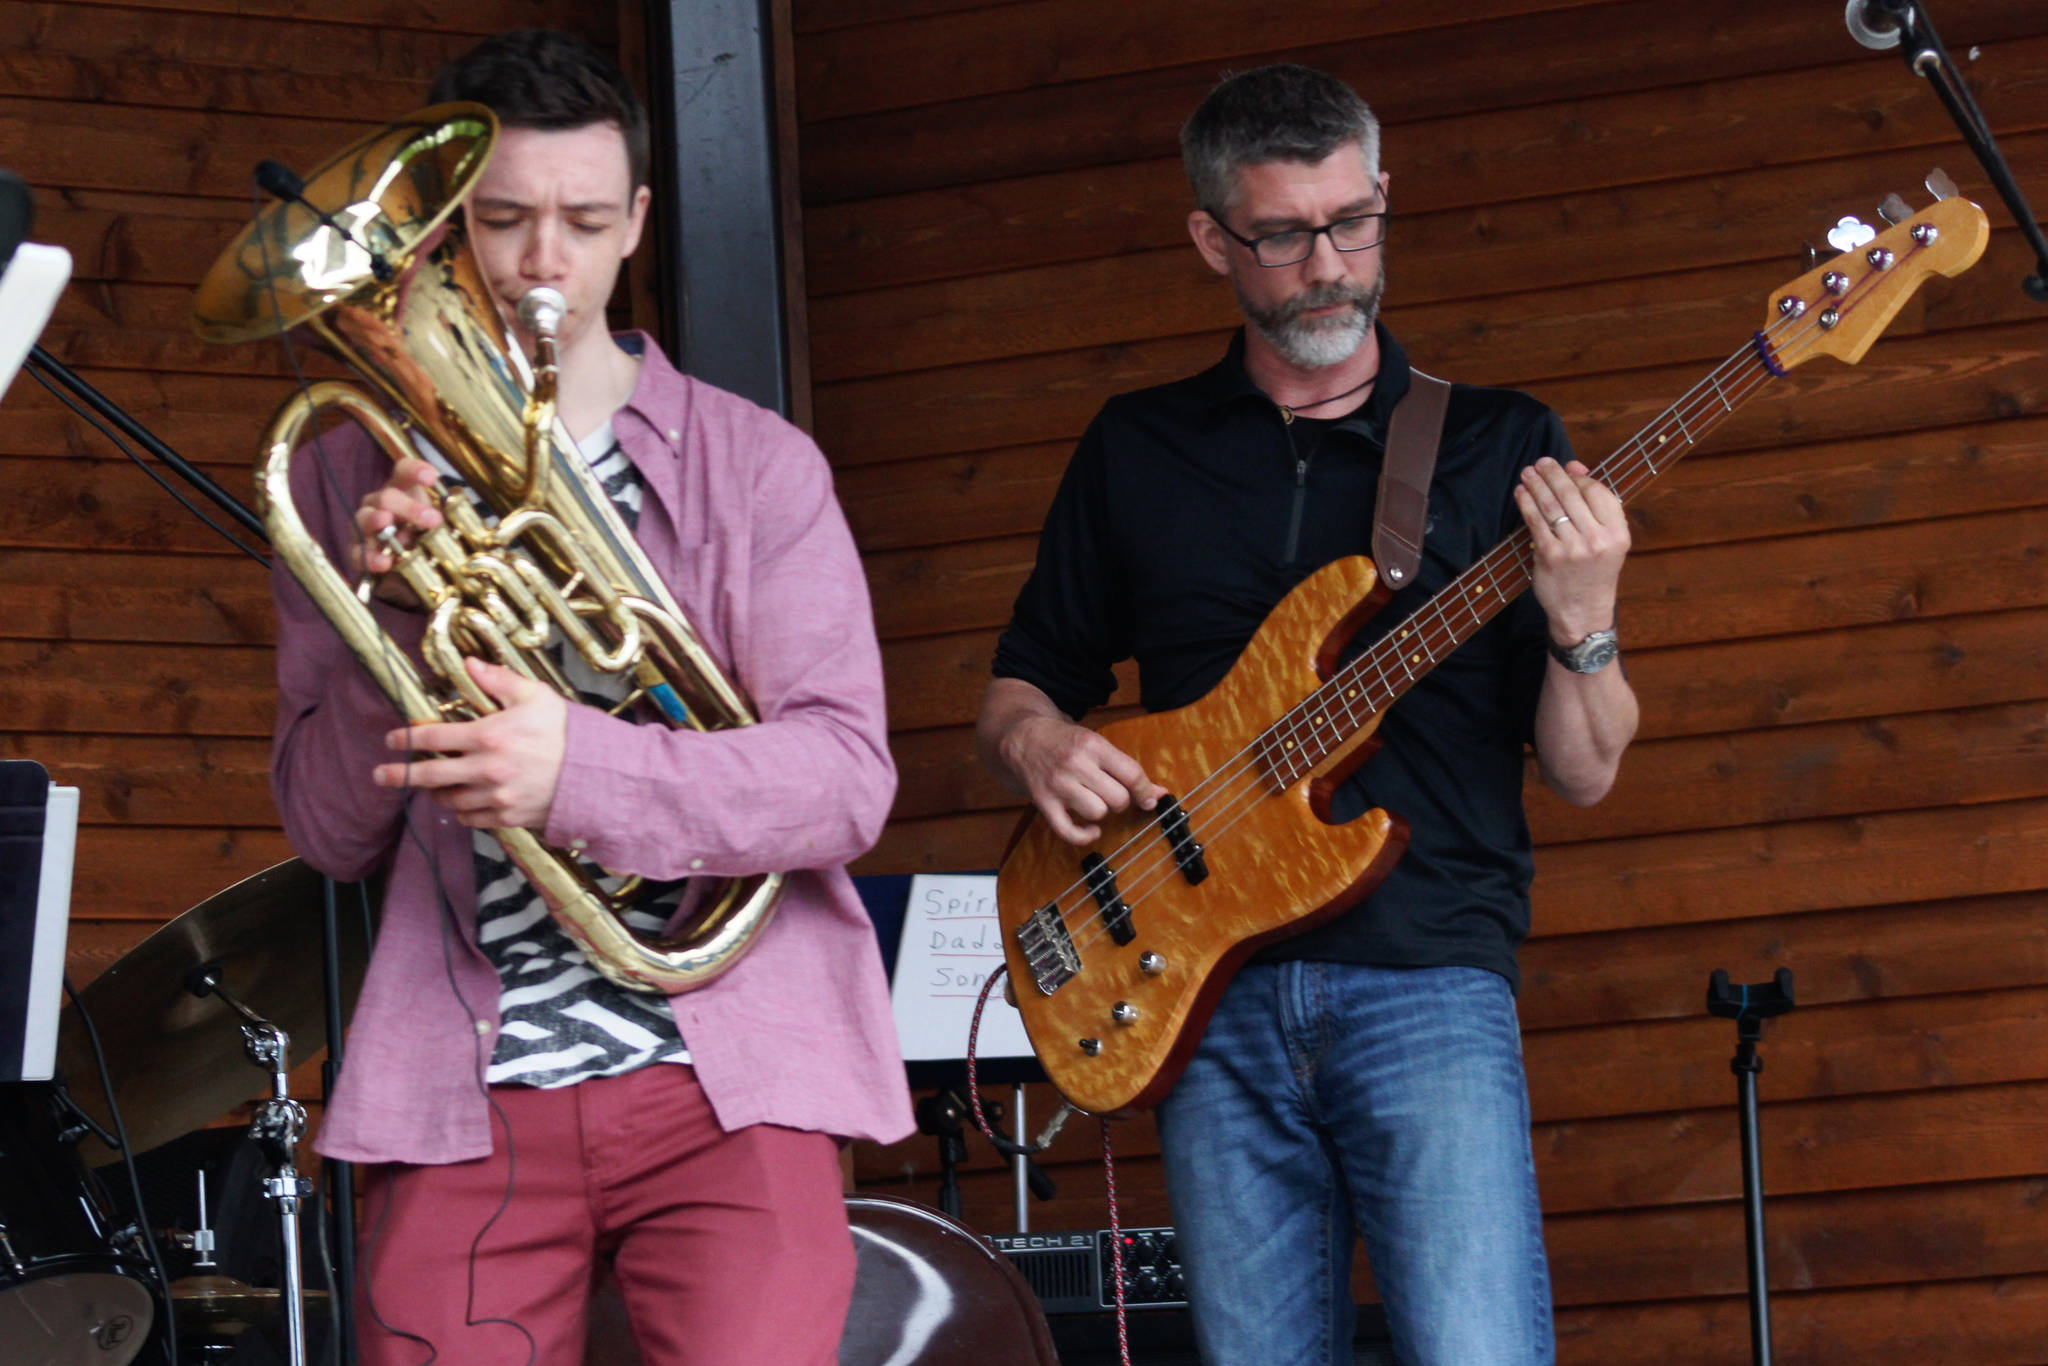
[{"xmin": 270, "ymin": 335, "xmax": 915, "ymax": 1164}]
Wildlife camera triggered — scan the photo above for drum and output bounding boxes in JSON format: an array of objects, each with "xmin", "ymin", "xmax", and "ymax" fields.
[{"xmin": 0, "ymin": 1083, "xmax": 156, "ymax": 1365}]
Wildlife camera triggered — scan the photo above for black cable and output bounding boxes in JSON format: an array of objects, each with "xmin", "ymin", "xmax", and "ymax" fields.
[
  {"xmin": 62, "ymin": 973, "xmax": 181, "ymax": 1366},
  {"xmin": 309, "ymin": 1172, "xmax": 342, "ymax": 1366},
  {"xmin": 22, "ymin": 361, "xmax": 270, "ymax": 566},
  {"xmin": 355, "ymin": 1163, "xmax": 435, "ymax": 1365}
]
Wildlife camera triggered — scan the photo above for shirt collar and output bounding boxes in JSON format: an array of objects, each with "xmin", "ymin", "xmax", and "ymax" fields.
[
  {"xmin": 1196, "ymin": 322, "xmax": 1413, "ymax": 444},
  {"xmin": 607, "ymin": 330, "xmax": 690, "ymax": 535}
]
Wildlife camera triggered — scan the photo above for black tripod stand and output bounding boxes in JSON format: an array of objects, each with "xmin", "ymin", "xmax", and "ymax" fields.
[{"xmin": 1706, "ymin": 967, "xmax": 1796, "ymax": 1366}]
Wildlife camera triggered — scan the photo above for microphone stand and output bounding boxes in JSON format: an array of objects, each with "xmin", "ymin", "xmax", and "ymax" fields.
[
  {"xmin": 24, "ymin": 345, "xmax": 270, "ymax": 543},
  {"xmin": 1706, "ymin": 969, "xmax": 1797, "ymax": 1366},
  {"xmin": 1865, "ymin": 0, "xmax": 2048, "ymax": 301}
]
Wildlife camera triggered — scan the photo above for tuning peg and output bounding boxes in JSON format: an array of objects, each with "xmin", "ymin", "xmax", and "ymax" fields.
[
  {"xmin": 1800, "ymin": 241, "xmax": 1823, "ymax": 271},
  {"xmin": 1925, "ymin": 167, "xmax": 1958, "ymax": 202},
  {"xmin": 1826, "ymin": 215, "xmax": 1878, "ymax": 253},
  {"xmin": 1877, "ymin": 193, "xmax": 1912, "ymax": 226}
]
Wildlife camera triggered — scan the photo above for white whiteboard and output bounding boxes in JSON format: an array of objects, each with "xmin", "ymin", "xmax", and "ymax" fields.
[{"xmin": 887, "ymin": 872, "xmax": 1035, "ymax": 1064}]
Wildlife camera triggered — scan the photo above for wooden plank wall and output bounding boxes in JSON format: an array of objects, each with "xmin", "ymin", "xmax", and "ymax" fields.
[
  {"xmin": 0, "ymin": 0, "xmax": 629, "ymax": 1067},
  {"xmin": 798, "ymin": 2, "xmax": 2048, "ymax": 1360}
]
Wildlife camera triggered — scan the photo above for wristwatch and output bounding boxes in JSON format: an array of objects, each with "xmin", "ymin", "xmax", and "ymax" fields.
[{"xmin": 1549, "ymin": 626, "xmax": 1620, "ymax": 674}]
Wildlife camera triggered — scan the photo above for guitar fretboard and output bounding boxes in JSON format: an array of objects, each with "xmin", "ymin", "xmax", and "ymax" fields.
[{"xmin": 1255, "ymin": 339, "xmax": 1781, "ymax": 788}]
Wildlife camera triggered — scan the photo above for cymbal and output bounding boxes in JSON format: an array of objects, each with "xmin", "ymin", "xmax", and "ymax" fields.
[
  {"xmin": 55, "ymin": 858, "xmax": 372, "ymax": 1165},
  {"xmin": 169, "ymin": 1275, "xmax": 332, "ymax": 1335}
]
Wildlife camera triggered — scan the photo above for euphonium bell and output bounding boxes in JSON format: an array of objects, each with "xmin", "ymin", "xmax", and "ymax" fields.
[{"xmin": 193, "ymin": 104, "xmax": 783, "ymax": 993}]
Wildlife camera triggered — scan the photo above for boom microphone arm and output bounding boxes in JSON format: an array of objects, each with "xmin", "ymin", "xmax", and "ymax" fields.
[{"xmin": 1847, "ymin": 0, "xmax": 2048, "ymax": 302}]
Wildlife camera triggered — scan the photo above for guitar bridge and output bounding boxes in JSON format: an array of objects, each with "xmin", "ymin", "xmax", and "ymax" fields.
[
  {"xmin": 1019, "ymin": 904, "xmax": 1080, "ymax": 994},
  {"xmin": 1082, "ymin": 852, "xmax": 1136, "ymax": 946},
  {"xmin": 1156, "ymin": 794, "xmax": 1207, "ymax": 885}
]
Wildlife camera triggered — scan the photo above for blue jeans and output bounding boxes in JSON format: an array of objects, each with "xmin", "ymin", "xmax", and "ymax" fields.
[{"xmin": 1153, "ymin": 963, "xmax": 1553, "ymax": 1366}]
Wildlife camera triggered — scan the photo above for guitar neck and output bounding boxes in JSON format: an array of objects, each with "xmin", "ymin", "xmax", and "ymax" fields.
[{"xmin": 1258, "ymin": 333, "xmax": 1783, "ymax": 786}]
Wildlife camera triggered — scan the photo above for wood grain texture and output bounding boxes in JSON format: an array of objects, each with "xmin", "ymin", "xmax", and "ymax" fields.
[
  {"xmin": 814, "ymin": 6, "xmax": 2048, "ymax": 1345},
  {"xmin": 798, "ymin": 26, "xmax": 2048, "ymax": 204}
]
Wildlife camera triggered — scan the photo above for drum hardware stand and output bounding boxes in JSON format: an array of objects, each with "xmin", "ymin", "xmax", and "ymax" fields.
[
  {"xmin": 185, "ymin": 1172, "xmax": 219, "ymax": 1275},
  {"xmin": 914, "ymin": 1087, "xmax": 1057, "ymax": 1223},
  {"xmin": 189, "ymin": 963, "xmax": 312, "ymax": 1366},
  {"xmin": 1706, "ymin": 968, "xmax": 1796, "ymax": 1366},
  {"xmin": 47, "ymin": 1077, "xmax": 122, "ymax": 1152}
]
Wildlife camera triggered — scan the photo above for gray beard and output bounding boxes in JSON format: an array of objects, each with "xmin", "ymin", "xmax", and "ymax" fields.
[{"xmin": 1239, "ymin": 273, "xmax": 1385, "ymax": 369}]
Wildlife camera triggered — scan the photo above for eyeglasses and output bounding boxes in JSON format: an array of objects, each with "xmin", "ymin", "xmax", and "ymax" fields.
[{"xmin": 1209, "ymin": 206, "xmax": 1390, "ymax": 268}]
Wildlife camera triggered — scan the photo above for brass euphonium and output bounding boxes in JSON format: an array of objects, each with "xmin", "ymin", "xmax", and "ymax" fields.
[{"xmin": 193, "ymin": 104, "xmax": 782, "ymax": 993}]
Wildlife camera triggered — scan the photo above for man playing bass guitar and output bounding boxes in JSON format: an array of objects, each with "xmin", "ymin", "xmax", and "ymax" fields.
[{"xmin": 978, "ymin": 64, "xmax": 1638, "ymax": 1366}]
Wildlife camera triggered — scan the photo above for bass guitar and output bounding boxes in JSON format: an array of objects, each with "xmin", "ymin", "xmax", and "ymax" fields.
[{"xmin": 994, "ymin": 194, "xmax": 1989, "ymax": 1116}]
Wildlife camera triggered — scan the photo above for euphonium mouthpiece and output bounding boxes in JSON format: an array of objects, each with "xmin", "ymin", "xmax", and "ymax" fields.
[{"xmin": 517, "ymin": 287, "xmax": 567, "ymax": 340}]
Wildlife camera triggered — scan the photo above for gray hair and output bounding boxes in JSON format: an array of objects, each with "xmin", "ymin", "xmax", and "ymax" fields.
[{"xmin": 1180, "ymin": 64, "xmax": 1380, "ymax": 215}]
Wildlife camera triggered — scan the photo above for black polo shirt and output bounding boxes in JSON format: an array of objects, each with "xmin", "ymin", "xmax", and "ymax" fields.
[{"xmin": 992, "ymin": 325, "xmax": 1572, "ymax": 988}]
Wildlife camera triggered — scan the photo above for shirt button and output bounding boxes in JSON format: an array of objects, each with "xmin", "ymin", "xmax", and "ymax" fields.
[
  {"xmin": 570, "ymin": 838, "xmax": 588, "ymax": 851},
  {"xmin": 667, "ymin": 428, "xmax": 681, "ymax": 443},
  {"xmin": 474, "ymin": 1019, "xmax": 491, "ymax": 1037},
  {"xmin": 689, "ymin": 857, "xmax": 704, "ymax": 870}
]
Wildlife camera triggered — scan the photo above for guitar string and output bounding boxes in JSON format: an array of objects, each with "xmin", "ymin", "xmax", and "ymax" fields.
[
  {"xmin": 1044, "ymin": 238, "xmax": 1929, "ymax": 968},
  {"xmin": 1017, "ymin": 249, "xmax": 1918, "ymax": 974},
  {"xmin": 1018, "ymin": 323, "xmax": 1799, "ymax": 973},
  {"xmin": 1021, "ymin": 332, "xmax": 1791, "ymax": 971},
  {"xmin": 1017, "ymin": 343, "xmax": 1777, "ymax": 975}
]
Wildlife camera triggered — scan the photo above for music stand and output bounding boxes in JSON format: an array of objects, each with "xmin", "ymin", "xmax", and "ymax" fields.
[
  {"xmin": 857, "ymin": 873, "xmax": 1052, "ymax": 1229},
  {"xmin": 0, "ymin": 759, "xmax": 80, "ymax": 1082}
]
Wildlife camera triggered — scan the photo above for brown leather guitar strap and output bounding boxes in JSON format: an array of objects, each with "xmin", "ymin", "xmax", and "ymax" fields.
[{"xmin": 1373, "ymin": 369, "xmax": 1450, "ymax": 590}]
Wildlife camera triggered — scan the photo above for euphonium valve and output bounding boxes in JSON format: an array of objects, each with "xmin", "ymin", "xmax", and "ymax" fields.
[{"xmin": 193, "ymin": 105, "xmax": 784, "ymax": 994}]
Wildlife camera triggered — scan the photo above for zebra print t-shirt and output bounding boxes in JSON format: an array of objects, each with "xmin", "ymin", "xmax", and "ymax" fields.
[{"xmin": 422, "ymin": 422, "xmax": 693, "ymax": 1088}]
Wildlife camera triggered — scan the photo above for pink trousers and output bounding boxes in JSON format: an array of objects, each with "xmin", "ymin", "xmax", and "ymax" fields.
[{"xmin": 353, "ymin": 1064, "xmax": 853, "ymax": 1366}]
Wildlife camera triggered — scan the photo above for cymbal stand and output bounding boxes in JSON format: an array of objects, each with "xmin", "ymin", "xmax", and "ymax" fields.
[{"xmin": 190, "ymin": 963, "xmax": 311, "ymax": 1366}]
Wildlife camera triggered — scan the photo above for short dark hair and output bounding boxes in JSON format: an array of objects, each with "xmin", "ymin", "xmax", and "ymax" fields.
[
  {"xmin": 429, "ymin": 29, "xmax": 650, "ymax": 193},
  {"xmin": 1180, "ymin": 64, "xmax": 1379, "ymax": 215}
]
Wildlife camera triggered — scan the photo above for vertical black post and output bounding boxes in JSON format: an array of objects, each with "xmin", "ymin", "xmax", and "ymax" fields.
[
  {"xmin": 1707, "ymin": 968, "xmax": 1795, "ymax": 1366},
  {"xmin": 321, "ymin": 875, "xmax": 357, "ymax": 1366},
  {"xmin": 641, "ymin": 0, "xmax": 793, "ymax": 416},
  {"xmin": 1733, "ymin": 1028, "xmax": 1771, "ymax": 1366}
]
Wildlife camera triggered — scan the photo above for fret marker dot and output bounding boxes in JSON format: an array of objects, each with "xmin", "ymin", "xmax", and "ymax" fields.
[{"xmin": 1283, "ymin": 739, "xmax": 1296, "ymax": 750}]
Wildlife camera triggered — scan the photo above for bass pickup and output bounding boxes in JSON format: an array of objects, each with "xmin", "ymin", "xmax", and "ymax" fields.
[{"xmin": 1155, "ymin": 794, "xmax": 1207, "ymax": 885}]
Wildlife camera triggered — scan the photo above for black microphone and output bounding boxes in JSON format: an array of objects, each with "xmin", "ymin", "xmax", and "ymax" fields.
[
  {"xmin": 1844, "ymin": 0, "xmax": 1913, "ymax": 51},
  {"xmin": 254, "ymin": 157, "xmax": 307, "ymax": 204},
  {"xmin": 253, "ymin": 158, "xmax": 393, "ymax": 282}
]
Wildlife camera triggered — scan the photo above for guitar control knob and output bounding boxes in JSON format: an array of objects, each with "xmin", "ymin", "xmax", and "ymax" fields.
[
  {"xmin": 1138, "ymin": 951, "xmax": 1166, "ymax": 975},
  {"xmin": 1111, "ymin": 1001, "xmax": 1140, "ymax": 1025},
  {"xmin": 1079, "ymin": 1038, "xmax": 1102, "ymax": 1056}
]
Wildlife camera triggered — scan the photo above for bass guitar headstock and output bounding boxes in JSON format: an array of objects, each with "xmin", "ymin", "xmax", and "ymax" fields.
[{"xmin": 1762, "ymin": 193, "xmax": 1988, "ymax": 373}]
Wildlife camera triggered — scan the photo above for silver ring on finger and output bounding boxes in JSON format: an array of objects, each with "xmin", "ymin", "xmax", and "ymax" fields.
[{"xmin": 1548, "ymin": 513, "xmax": 1573, "ymax": 532}]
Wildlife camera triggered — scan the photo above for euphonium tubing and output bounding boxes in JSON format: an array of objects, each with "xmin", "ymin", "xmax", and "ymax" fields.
[{"xmin": 194, "ymin": 104, "xmax": 782, "ymax": 993}]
